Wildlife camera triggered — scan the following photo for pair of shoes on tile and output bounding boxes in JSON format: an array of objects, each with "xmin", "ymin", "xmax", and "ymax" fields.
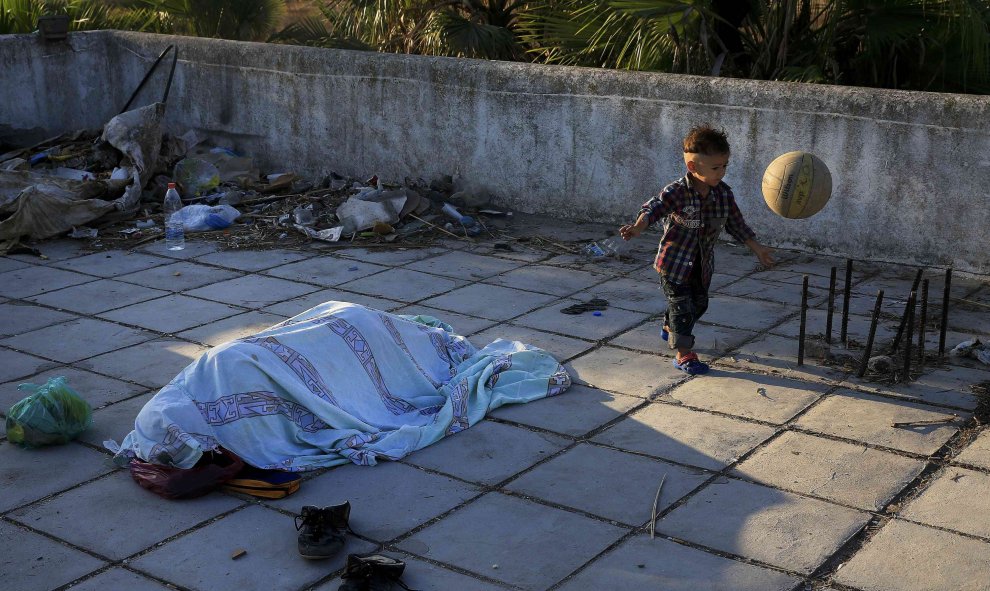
[
  {"xmin": 672, "ymin": 352, "xmax": 709, "ymax": 375},
  {"xmin": 560, "ymin": 298, "xmax": 609, "ymax": 315},
  {"xmin": 338, "ymin": 553, "xmax": 414, "ymax": 591},
  {"xmin": 296, "ymin": 501, "xmax": 352, "ymax": 560}
]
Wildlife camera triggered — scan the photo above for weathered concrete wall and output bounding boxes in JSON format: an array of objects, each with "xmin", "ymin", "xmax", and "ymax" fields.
[{"xmin": 2, "ymin": 31, "xmax": 988, "ymax": 273}]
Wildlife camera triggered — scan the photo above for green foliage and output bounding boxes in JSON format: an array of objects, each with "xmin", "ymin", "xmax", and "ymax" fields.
[
  {"xmin": 0, "ymin": 0, "xmax": 164, "ymax": 35},
  {"xmin": 139, "ymin": 0, "xmax": 287, "ymax": 41},
  {"xmin": 2, "ymin": 0, "xmax": 986, "ymax": 93}
]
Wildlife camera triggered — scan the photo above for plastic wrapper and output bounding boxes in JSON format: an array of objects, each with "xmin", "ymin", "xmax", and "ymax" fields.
[
  {"xmin": 128, "ymin": 448, "xmax": 245, "ymax": 500},
  {"xmin": 5, "ymin": 377, "xmax": 92, "ymax": 448}
]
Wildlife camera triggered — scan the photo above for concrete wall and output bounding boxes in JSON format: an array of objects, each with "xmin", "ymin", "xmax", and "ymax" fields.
[{"xmin": 2, "ymin": 31, "xmax": 988, "ymax": 273}]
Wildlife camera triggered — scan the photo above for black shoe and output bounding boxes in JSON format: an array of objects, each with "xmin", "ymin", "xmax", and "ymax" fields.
[
  {"xmin": 338, "ymin": 553, "xmax": 411, "ymax": 591},
  {"xmin": 295, "ymin": 502, "xmax": 350, "ymax": 559}
]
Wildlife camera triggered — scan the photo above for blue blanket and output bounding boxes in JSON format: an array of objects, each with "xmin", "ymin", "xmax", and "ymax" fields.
[{"xmin": 107, "ymin": 301, "xmax": 571, "ymax": 471}]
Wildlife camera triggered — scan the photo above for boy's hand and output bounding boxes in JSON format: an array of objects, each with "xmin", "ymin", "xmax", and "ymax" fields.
[
  {"xmin": 619, "ymin": 218, "xmax": 648, "ymax": 240},
  {"xmin": 747, "ymin": 240, "xmax": 776, "ymax": 268}
]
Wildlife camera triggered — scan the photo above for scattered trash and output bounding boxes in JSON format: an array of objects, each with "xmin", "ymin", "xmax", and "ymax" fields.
[
  {"xmin": 293, "ymin": 224, "xmax": 342, "ymax": 243},
  {"xmin": 441, "ymin": 202, "xmax": 482, "ymax": 236},
  {"xmin": 293, "ymin": 205, "xmax": 315, "ymax": 226},
  {"xmin": 561, "ymin": 298, "xmax": 609, "ymax": 315},
  {"xmin": 164, "ymin": 182, "xmax": 185, "ymax": 250},
  {"xmin": 584, "ymin": 237, "xmax": 626, "ymax": 258},
  {"xmin": 170, "ymin": 204, "xmax": 240, "ymax": 232},
  {"xmin": 68, "ymin": 226, "xmax": 98, "ymax": 239},
  {"xmin": 49, "ymin": 167, "xmax": 95, "ymax": 181},
  {"xmin": 1, "ymin": 115, "xmax": 535, "ymax": 254},
  {"xmin": 951, "ymin": 338, "xmax": 990, "ymax": 365},
  {"xmin": 231, "ymin": 549, "xmax": 247, "ymax": 560},
  {"xmin": 174, "ymin": 157, "xmax": 220, "ymax": 196},
  {"xmin": 5, "ymin": 376, "xmax": 92, "ymax": 448}
]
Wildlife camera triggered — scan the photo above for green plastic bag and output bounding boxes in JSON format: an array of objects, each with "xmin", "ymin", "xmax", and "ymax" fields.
[{"xmin": 6, "ymin": 377, "xmax": 93, "ymax": 448}]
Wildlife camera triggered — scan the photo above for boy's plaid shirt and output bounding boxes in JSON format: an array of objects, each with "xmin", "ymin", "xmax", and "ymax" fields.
[{"xmin": 640, "ymin": 175, "xmax": 756, "ymax": 287}]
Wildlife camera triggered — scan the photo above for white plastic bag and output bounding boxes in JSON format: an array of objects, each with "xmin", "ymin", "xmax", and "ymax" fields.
[{"xmin": 170, "ymin": 204, "xmax": 240, "ymax": 232}]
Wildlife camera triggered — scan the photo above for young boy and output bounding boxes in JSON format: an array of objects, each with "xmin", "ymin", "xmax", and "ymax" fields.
[{"xmin": 619, "ymin": 125, "xmax": 775, "ymax": 375}]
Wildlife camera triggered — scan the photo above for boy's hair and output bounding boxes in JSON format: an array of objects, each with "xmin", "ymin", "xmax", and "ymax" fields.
[{"xmin": 683, "ymin": 125, "xmax": 730, "ymax": 155}]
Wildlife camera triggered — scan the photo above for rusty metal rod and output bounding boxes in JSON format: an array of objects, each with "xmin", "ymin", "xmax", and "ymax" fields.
[
  {"xmin": 939, "ymin": 268, "xmax": 952, "ymax": 356},
  {"xmin": 857, "ymin": 290, "xmax": 885, "ymax": 378},
  {"xmin": 841, "ymin": 259, "xmax": 853, "ymax": 344},
  {"xmin": 798, "ymin": 275, "xmax": 809, "ymax": 366},
  {"xmin": 826, "ymin": 266, "xmax": 836, "ymax": 345},
  {"xmin": 918, "ymin": 279, "xmax": 929, "ymax": 370},
  {"xmin": 903, "ymin": 291, "xmax": 916, "ymax": 381},
  {"xmin": 891, "ymin": 268, "xmax": 924, "ymax": 352}
]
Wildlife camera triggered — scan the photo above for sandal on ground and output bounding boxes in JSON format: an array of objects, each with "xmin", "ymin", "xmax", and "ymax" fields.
[
  {"xmin": 672, "ymin": 352, "xmax": 709, "ymax": 375},
  {"xmin": 561, "ymin": 298, "xmax": 609, "ymax": 315}
]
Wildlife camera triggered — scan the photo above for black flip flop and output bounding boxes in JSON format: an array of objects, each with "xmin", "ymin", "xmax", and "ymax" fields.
[{"xmin": 561, "ymin": 298, "xmax": 609, "ymax": 315}]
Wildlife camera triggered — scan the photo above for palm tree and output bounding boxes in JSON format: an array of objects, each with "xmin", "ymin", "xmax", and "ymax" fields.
[
  {"xmin": 519, "ymin": 0, "xmax": 989, "ymax": 93},
  {"xmin": 518, "ymin": 0, "xmax": 726, "ymax": 74}
]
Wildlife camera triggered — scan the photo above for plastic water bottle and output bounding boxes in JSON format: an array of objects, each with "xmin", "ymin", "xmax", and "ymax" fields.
[
  {"xmin": 584, "ymin": 238, "xmax": 625, "ymax": 258},
  {"xmin": 164, "ymin": 182, "xmax": 185, "ymax": 251}
]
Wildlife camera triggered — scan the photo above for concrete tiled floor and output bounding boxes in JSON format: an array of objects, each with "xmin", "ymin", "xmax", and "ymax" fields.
[{"xmin": 2, "ymin": 223, "xmax": 989, "ymax": 591}]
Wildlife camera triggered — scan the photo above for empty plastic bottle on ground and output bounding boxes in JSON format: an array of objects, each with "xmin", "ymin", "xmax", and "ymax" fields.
[
  {"xmin": 584, "ymin": 237, "xmax": 625, "ymax": 257},
  {"xmin": 164, "ymin": 182, "xmax": 185, "ymax": 250}
]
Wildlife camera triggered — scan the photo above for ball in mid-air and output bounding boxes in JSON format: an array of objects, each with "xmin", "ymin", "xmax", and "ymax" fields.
[{"xmin": 761, "ymin": 151, "xmax": 832, "ymax": 219}]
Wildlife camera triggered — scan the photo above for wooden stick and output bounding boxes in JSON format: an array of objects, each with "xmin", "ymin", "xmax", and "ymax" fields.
[
  {"xmin": 408, "ymin": 213, "xmax": 468, "ymax": 241},
  {"xmin": 891, "ymin": 414, "xmax": 957, "ymax": 428},
  {"xmin": 649, "ymin": 473, "xmax": 667, "ymax": 540}
]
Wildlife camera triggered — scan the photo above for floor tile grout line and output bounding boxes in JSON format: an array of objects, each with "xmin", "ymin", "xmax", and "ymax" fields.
[
  {"xmin": 803, "ymin": 399, "xmax": 990, "ymax": 584},
  {"xmin": 3, "ymin": 243, "xmax": 988, "ymax": 588},
  {"xmin": 0, "ymin": 465, "xmax": 125, "ymax": 518}
]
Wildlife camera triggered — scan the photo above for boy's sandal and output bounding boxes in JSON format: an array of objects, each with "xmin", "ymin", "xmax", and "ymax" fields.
[
  {"xmin": 561, "ymin": 298, "xmax": 610, "ymax": 315},
  {"xmin": 672, "ymin": 352, "xmax": 709, "ymax": 375}
]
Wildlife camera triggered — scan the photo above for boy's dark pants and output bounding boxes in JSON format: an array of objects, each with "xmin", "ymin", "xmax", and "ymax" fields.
[{"xmin": 660, "ymin": 268, "xmax": 709, "ymax": 351}]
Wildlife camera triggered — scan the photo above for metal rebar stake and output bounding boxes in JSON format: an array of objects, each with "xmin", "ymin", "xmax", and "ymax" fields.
[
  {"xmin": 939, "ymin": 268, "xmax": 952, "ymax": 356},
  {"xmin": 918, "ymin": 279, "xmax": 929, "ymax": 371},
  {"xmin": 841, "ymin": 259, "xmax": 853, "ymax": 344},
  {"xmin": 826, "ymin": 266, "xmax": 836, "ymax": 345},
  {"xmin": 891, "ymin": 268, "xmax": 924, "ymax": 352},
  {"xmin": 903, "ymin": 291, "xmax": 916, "ymax": 381},
  {"xmin": 857, "ymin": 290, "xmax": 885, "ymax": 378},
  {"xmin": 798, "ymin": 275, "xmax": 809, "ymax": 366}
]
